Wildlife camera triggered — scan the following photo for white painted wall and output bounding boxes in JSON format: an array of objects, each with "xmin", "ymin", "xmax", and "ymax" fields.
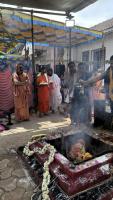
[
  {"xmin": 22, "ymin": 43, "xmax": 69, "ymax": 70},
  {"xmin": 72, "ymin": 32, "xmax": 113, "ymax": 70},
  {"xmin": 22, "ymin": 33, "xmax": 113, "ymax": 72}
]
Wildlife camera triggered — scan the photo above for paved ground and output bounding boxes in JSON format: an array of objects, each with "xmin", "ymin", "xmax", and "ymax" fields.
[
  {"xmin": 0, "ymin": 113, "xmax": 70, "ymax": 154},
  {"xmin": 1, "ymin": 113, "xmax": 113, "ymax": 200},
  {"xmin": 0, "ymin": 155, "xmax": 35, "ymax": 200},
  {"xmin": 0, "ymin": 113, "xmax": 70, "ymax": 200}
]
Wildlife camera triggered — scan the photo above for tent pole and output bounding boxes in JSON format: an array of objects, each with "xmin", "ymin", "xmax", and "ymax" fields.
[
  {"xmin": 54, "ymin": 46, "xmax": 56, "ymax": 72},
  {"xmin": 102, "ymin": 33, "xmax": 105, "ymax": 71},
  {"xmin": 0, "ymin": 6, "xmax": 65, "ymax": 16},
  {"xmin": 25, "ymin": 40, "xmax": 27, "ymax": 59},
  {"xmin": 69, "ymin": 27, "xmax": 71, "ymax": 62},
  {"xmin": 31, "ymin": 10, "xmax": 37, "ymax": 111},
  {"xmin": 31, "ymin": 10, "xmax": 35, "ymax": 74}
]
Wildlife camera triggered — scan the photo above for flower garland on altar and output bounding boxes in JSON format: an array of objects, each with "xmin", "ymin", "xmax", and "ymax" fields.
[{"xmin": 23, "ymin": 141, "xmax": 56, "ymax": 200}]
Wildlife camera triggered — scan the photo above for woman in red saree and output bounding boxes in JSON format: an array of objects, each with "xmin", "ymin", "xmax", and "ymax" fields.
[
  {"xmin": 37, "ymin": 67, "xmax": 49, "ymax": 117},
  {"xmin": 12, "ymin": 64, "xmax": 30, "ymax": 121}
]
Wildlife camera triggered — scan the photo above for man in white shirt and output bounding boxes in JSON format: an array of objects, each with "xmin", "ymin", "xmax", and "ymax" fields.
[{"xmin": 47, "ymin": 68, "xmax": 62, "ymax": 113}]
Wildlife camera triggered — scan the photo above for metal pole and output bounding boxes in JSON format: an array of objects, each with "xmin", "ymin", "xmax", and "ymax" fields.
[
  {"xmin": 102, "ymin": 33, "xmax": 105, "ymax": 71},
  {"xmin": 0, "ymin": 6, "xmax": 65, "ymax": 16},
  {"xmin": 31, "ymin": 10, "xmax": 35, "ymax": 73},
  {"xmin": 25, "ymin": 40, "xmax": 27, "ymax": 59},
  {"xmin": 31, "ymin": 10, "xmax": 37, "ymax": 111},
  {"xmin": 69, "ymin": 27, "xmax": 71, "ymax": 62},
  {"xmin": 54, "ymin": 46, "xmax": 56, "ymax": 72}
]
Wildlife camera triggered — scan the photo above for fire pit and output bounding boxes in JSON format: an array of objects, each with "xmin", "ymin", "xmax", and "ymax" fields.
[{"xmin": 17, "ymin": 131, "xmax": 113, "ymax": 200}]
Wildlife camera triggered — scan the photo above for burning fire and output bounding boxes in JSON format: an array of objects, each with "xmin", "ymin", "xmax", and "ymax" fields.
[{"xmin": 69, "ymin": 139, "xmax": 92, "ymax": 162}]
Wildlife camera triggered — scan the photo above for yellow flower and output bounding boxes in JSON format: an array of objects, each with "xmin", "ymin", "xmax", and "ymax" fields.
[{"xmin": 83, "ymin": 152, "xmax": 92, "ymax": 160}]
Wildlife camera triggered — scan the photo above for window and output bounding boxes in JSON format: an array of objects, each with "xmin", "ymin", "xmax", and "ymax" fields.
[
  {"xmin": 82, "ymin": 51, "xmax": 89, "ymax": 63},
  {"xmin": 82, "ymin": 51, "xmax": 90, "ymax": 71},
  {"xmin": 92, "ymin": 48, "xmax": 105, "ymax": 71}
]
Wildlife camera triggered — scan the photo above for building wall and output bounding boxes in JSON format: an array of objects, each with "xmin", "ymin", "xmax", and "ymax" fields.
[
  {"xmin": 23, "ymin": 43, "xmax": 69, "ymax": 70},
  {"xmin": 72, "ymin": 32, "xmax": 113, "ymax": 70}
]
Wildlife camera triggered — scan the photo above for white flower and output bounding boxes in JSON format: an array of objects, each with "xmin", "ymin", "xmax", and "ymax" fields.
[{"xmin": 23, "ymin": 141, "xmax": 56, "ymax": 200}]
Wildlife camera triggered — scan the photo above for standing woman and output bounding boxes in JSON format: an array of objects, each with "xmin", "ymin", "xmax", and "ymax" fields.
[
  {"xmin": 37, "ymin": 66, "xmax": 49, "ymax": 117},
  {"xmin": 12, "ymin": 63, "xmax": 30, "ymax": 122}
]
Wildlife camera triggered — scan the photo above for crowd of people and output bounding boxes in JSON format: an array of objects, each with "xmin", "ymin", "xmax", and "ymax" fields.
[
  {"xmin": 36, "ymin": 66, "xmax": 62, "ymax": 117},
  {"xmin": 12, "ymin": 64, "xmax": 62, "ymax": 121},
  {"xmin": 12, "ymin": 56, "xmax": 113, "ymax": 127}
]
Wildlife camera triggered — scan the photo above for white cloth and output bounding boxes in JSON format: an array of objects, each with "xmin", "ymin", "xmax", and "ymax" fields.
[
  {"xmin": 64, "ymin": 88, "xmax": 70, "ymax": 103},
  {"xmin": 64, "ymin": 72, "xmax": 77, "ymax": 103},
  {"xmin": 49, "ymin": 74, "xmax": 62, "ymax": 111}
]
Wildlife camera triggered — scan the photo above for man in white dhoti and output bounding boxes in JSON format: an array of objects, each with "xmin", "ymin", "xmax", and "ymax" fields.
[{"xmin": 47, "ymin": 68, "xmax": 62, "ymax": 113}]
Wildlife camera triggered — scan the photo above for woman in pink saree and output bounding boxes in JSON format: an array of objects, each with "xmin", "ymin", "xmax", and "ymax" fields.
[{"xmin": 12, "ymin": 64, "xmax": 30, "ymax": 121}]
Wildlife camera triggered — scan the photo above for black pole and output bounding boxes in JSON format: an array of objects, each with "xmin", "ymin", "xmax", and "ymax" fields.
[
  {"xmin": 102, "ymin": 33, "xmax": 105, "ymax": 71},
  {"xmin": 54, "ymin": 46, "xmax": 56, "ymax": 72},
  {"xmin": 69, "ymin": 27, "xmax": 71, "ymax": 62},
  {"xmin": 25, "ymin": 40, "xmax": 27, "ymax": 59},
  {"xmin": 31, "ymin": 10, "xmax": 37, "ymax": 112},
  {"xmin": 0, "ymin": 6, "xmax": 65, "ymax": 16},
  {"xmin": 31, "ymin": 10, "xmax": 35, "ymax": 74}
]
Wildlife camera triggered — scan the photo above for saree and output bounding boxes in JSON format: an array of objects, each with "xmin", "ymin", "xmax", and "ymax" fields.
[{"xmin": 12, "ymin": 72, "xmax": 30, "ymax": 121}]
